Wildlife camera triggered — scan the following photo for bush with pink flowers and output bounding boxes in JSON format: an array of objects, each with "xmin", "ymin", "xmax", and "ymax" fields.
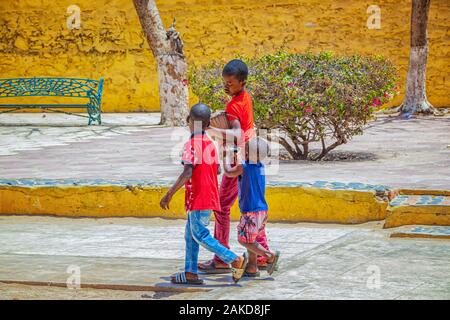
[{"xmin": 189, "ymin": 51, "xmax": 397, "ymax": 160}]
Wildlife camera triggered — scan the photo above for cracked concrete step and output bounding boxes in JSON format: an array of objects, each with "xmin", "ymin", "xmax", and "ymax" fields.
[{"xmin": 384, "ymin": 192, "xmax": 450, "ymax": 228}]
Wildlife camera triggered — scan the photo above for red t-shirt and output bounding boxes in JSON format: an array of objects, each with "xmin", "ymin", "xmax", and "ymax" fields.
[
  {"xmin": 225, "ymin": 89, "xmax": 256, "ymax": 143},
  {"xmin": 181, "ymin": 132, "xmax": 220, "ymax": 212}
]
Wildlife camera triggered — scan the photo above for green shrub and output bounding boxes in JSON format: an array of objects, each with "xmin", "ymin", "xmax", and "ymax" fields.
[{"xmin": 189, "ymin": 51, "xmax": 397, "ymax": 160}]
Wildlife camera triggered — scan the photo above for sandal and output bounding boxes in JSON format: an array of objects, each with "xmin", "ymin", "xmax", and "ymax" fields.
[
  {"xmin": 243, "ymin": 270, "xmax": 260, "ymax": 277},
  {"xmin": 266, "ymin": 250, "xmax": 280, "ymax": 276},
  {"xmin": 170, "ymin": 272, "xmax": 204, "ymax": 285},
  {"xmin": 198, "ymin": 259, "xmax": 231, "ymax": 274},
  {"xmin": 231, "ymin": 253, "xmax": 249, "ymax": 283},
  {"xmin": 258, "ymin": 263, "xmax": 279, "ymax": 271},
  {"xmin": 257, "ymin": 263, "xmax": 267, "ymax": 270}
]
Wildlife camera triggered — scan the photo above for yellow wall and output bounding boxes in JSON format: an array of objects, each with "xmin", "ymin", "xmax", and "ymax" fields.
[
  {"xmin": 0, "ymin": 185, "xmax": 388, "ymax": 224},
  {"xmin": 0, "ymin": 0, "xmax": 448, "ymax": 112}
]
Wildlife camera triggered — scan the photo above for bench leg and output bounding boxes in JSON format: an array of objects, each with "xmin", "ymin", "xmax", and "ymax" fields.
[{"xmin": 87, "ymin": 114, "xmax": 101, "ymax": 125}]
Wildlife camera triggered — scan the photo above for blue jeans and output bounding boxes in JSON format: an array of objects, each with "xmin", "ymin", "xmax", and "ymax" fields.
[{"xmin": 185, "ymin": 210, "xmax": 238, "ymax": 274}]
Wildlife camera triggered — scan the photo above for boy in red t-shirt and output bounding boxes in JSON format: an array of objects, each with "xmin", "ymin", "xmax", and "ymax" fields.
[
  {"xmin": 200, "ymin": 60, "xmax": 271, "ymax": 275},
  {"xmin": 160, "ymin": 103, "xmax": 248, "ymax": 285}
]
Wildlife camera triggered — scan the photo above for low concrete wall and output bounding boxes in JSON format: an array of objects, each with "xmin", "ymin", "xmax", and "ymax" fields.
[
  {"xmin": 3, "ymin": 180, "xmax": 448, "ymax": 227},
  {"xmin": 384, "ymin": 190, "xmax": 450, "ymax": 228},
  {"xmin": 384, "ymin": 205, "xmax": 450, "ymax": 228},
  {"xmin": 0, "ymin": 180, "xmax": 388, "ymax": 224}
]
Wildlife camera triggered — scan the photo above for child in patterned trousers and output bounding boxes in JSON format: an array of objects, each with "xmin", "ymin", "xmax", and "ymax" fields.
[{"xmin": 222, "ymin": 136, "xmax": 280, "ymax": 277}]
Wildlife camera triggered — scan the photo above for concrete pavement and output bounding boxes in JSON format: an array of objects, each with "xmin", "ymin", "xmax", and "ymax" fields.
[
  {"xmin": 0, "ymin": 113, "xmax": 449, "ymax": 299},
  {"xmin": 0, "ymin": 216, "xmax": 449, "ymax": 300},
  {"xmin": 0, "ymin": 113, "xmax": 448, "ymax": 189},
  {"xmin": 0, "ymin": 112, "xmax": 161, "ymax": 127}
]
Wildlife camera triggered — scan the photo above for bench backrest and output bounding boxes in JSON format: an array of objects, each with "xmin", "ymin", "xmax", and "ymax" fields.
[{"xmin": 0, "ymin": 77, "xmax": 103, "ymax": 99}]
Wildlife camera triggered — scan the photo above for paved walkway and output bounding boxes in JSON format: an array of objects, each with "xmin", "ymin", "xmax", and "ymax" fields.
[
  {"xmin": 0, "ymin": 113, "xmax": 449, "ymax": 189},
  {"xmin": 0, "ymin": 113, "xmax": 161, "ymax": 127},
  {"xmin": 0, "ymin": 216, "xmax": 449, "ymax": 300},
  {"xmin": 1, "ymin": 114, "xmax": 449, "ymax": 300}
]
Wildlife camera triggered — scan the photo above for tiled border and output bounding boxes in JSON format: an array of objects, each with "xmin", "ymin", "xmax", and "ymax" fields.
[
  {"xmin": 390, "ymin": 195, "xmax": 450, "ymax": 207},
  {"xmin": 0, "ymin": 178, "xmax": 390, "ymax": 192}
]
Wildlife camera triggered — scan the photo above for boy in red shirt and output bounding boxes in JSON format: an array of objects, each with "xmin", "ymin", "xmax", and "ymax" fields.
[
  {"xmin": 160, "ymin": 103, "xmax": 247, "ymax": 285},
  {"xmin": 200, "ymin": 60, "xmax": 271, "ymax": 274}
]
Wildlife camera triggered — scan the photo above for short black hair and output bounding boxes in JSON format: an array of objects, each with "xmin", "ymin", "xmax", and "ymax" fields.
[
  {"xmin": 222, "ymin": 59, "xmax": 248, "ymax": 82},
  {"xmin": 189, "ymin": 103, "xmax": 211, "ymax": 129}
]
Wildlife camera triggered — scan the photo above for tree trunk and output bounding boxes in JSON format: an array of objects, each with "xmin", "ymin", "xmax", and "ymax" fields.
[
  {"xmin": 279, "ymin": 137, "xmax": 304, "ymax": 160},
  {"xmin": 133, "ymin": 0, "xmax": 189, "ymax": 126},
  {"xmin": 400, "ymin": 0, "xmax": 435, "ymax": 116}
]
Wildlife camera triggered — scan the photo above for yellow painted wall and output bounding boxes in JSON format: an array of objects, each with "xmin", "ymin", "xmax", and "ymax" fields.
[
  {"xmin": 384, "ymin": 205, "xmax": 450, "ymax": 228},
  {"xmin": 0, "ymin": 185, "xmax": 388, "ymax": 224},
  {"xmin": 0, "ymin": 0, "xmax": 449, "ymax": 112}
]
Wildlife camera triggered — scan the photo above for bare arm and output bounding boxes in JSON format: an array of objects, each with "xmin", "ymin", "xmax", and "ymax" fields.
[
  {"xmin": 222, "ymin": 151, "xmax": 243, "ymax": 178},
  {"xmin": 160, "ymin": 164, "xmax": 193, "ymax": 210}
]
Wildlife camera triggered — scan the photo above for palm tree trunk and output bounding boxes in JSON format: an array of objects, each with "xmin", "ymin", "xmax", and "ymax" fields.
[
  {"xmin": 133, "ymin": 0, "xmax": 189, "ymax": 126},
  {"xmin": 400, "ymin": 0, "xmax": 435, "ymax": 116}
]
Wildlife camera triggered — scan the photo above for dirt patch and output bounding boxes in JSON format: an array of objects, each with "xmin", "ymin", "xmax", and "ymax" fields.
[{"xmin": 279, "ymin": 149, "xmax": 378, "ymax": 162}]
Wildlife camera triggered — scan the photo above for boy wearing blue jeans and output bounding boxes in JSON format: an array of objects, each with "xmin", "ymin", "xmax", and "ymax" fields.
[{"xmin": 160, "ymin": 103, "xmax": 248, "ymax": 285}]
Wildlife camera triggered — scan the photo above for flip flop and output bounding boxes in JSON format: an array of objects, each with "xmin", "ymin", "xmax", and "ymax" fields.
[
  {"xmin": 170, "ymin": 272, "xmax": 204, "ymax": 285},
  {"xmin": 198, "ymin": 259, "xmax": 231, "ymax": 274},
  {"xmin": 257, "ymin": 264, "xmax": 267, "ymax": 270},
  {"xmin": 243, "ymin": 270, "xmax": 260, "ymax": 277},
  {"xmin": 231, "ymin": 253, "xmax": 249, "ymax": 283},
  {"xmin": 266, "ymin": 250, "xmax": 280, "ymax": 276},
  {"xmin": 258, "ymin": 264, "xmax": 278, "ymax": 271}
]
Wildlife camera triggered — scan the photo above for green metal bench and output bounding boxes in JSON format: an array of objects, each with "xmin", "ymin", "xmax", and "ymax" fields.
[{"xmin": 0, "ymin": 77, "xmax": 104, "ymax": 125}]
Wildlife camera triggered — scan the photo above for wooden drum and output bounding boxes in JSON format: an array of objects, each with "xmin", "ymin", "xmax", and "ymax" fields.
[{"xmin": 210, "ymin": 110, "xmax": 230, "ymax": 129}]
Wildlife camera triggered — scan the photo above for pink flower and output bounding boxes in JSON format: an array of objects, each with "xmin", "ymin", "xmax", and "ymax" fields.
[
  {"xmin": 299, "ymin": 101, "xmax": 304, "ymax": 107},
  {"xmin": 182, "ymin": 79, "xmax": 188, "ymax": 86},
  {"xmin": 383, "ymin": 92, "xmax": 389, "ymax": 98},
  {"xmin": 305, "ymin": 106, "xmax": 312, "ymax": 113},
  {"xmin": 372, "ymin": 98, "xmax": 382, "ymax": 106},
  {"xmin": 287, "ymin": 82, "xmax": 295, "ymax": 88}
]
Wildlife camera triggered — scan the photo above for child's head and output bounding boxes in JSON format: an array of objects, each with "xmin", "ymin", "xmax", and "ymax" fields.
[
  {"xmin": 222, "ymin": 59, "xmax": 248, "ymax": 96},
  {"xmin": 187, "ymin": 103, "xmax": 211, "ymax": 133},
  {"xmin": 245, "ymin": 136, "xmax": 270, "ymax": 163}
]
